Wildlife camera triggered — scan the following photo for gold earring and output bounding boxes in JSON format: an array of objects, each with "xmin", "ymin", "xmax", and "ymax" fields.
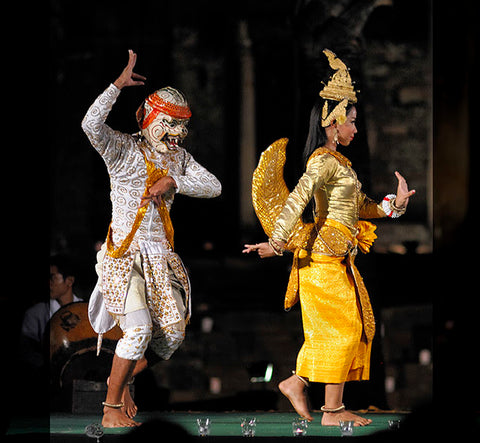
[{"xmin": 333, "ymin": 128, "xmax": 338, "ymax": 145}]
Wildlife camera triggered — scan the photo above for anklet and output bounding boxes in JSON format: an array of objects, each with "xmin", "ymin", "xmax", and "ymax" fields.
[
  {"xmin": 320, "ymin": 404, "xmax": 345, "ymax": 413},
  {"xmin": 102, "ymin": 401, "xmax": 124, "ymax": 409},
  {"xmin": 107, "ymin": 376, "xmax": 134, "ymax": 386},
  {"xmin": 292, "ymin": 370, "xmax": 310, "ymax": 387}
]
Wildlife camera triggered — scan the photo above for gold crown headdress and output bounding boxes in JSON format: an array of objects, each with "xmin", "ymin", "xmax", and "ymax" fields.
[{"xmin": 319, "ymin": 49, "xmax": 357, "ymax": 127}]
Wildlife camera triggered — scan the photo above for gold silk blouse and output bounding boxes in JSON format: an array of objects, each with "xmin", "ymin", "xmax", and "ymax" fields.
[{"xmin": 271, "ymin": 148, "xmax": 386, "ymax": 244}]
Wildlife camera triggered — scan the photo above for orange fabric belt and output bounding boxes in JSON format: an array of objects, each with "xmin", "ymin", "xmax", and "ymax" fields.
[{"xmin": 106, "ymin": 150, "xmax": 174, "ymax": 258}]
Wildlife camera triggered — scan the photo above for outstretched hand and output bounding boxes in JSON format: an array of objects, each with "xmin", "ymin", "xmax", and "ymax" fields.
[
  {"xmin": 394, "ymin": 171, "xmax": 415, "ymax": 208},
  {"xmin": 242, "ymin": 242, "xmax": 276, "ymax": 259},
  {"xmin": 113, "ymin": 49, "xmax": 147, "ymax": 89}
]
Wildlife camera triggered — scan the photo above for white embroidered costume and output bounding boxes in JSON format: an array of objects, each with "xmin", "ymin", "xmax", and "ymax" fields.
[{"xmin": 82, "ymin": 84, "xmax": 221, "ymax": 360}]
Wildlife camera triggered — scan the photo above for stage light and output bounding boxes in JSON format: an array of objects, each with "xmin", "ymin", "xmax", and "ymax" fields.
[
  {"xmin": 248, "ymin": 361, "xmax": 274, "ymax": 383},
  {"xmin": 264, "ymin": 363, "xmax": 273, "ymax": 382}
]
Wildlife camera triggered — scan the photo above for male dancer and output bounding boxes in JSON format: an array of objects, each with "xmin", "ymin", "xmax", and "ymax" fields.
[{"xmin": 82, "ymin": 50, "xmax": 221, "ymax": 427}]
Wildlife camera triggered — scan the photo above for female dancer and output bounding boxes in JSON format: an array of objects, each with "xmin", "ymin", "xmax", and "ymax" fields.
[{"xmin": 243, "ymin": 49, "xmax": 415, "ymax": 426}]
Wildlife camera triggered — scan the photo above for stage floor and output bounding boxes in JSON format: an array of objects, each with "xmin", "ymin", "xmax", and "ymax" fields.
[{"xmin": 8, "ymin": 411, "xmax": 407, "ymax": 440}]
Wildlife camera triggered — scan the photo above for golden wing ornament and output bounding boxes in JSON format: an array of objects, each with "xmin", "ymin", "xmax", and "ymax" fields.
[
  {"xmin": 252, "ymin": 138, "xmax": 313, "ymax": 252},
  {"xmin": 252, "ymin": 138, "xmax": 290, "ymax": 237}
]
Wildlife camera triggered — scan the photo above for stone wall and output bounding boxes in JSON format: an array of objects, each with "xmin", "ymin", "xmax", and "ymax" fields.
[{"xmin": 363, "ymin": 40, "xmax": 432, "ymax": 252}]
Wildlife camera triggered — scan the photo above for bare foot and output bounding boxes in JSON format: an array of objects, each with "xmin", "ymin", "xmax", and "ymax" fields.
[
  {"xmin": 321, "ymin": 410, "xmax": 372, "ymax": 426},
  {"xmin": 122, "ymin": 385, "xmax": 138, "ymax": 418},
  {"xmin": 278, "ymin": 375, "xmax": 314, "ymax": 422},
  {"xmin": 102, "ymin": 407, "xmax": 141, "ymax": 428},
  {"xmin": 107, "ymin": 377, "xmax": 138, "ymax": 418}
]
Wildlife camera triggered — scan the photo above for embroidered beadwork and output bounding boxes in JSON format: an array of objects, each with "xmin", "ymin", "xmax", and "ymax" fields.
[
  {"xmin": 107, "ymin": 149, "xmax": 173, "ymax": 258},
  {"xmin": 142, "ymin": 250, "xmax": 183, "ymax": 328},
  {"xmin": 102, "ymin": 254, "xmax": 135, "ymax": 314}
]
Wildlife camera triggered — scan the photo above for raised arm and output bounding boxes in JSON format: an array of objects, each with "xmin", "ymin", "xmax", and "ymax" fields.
[
  {"xmin": 81, "ymin": 50, "xmax": 146, "ymax": 165},
  {"xmin": 112, "ymin": 49, "xmax": 146, "ymax": 90}
]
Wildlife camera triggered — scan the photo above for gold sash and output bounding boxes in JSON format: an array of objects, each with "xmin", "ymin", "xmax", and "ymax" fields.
[
  {"xmin": 284, "ymin": 218, "xmax": 377, "ymax": 342},
  {"xmin": 106, "ymin": 150, "xmax": 175, "ymax": 258}
]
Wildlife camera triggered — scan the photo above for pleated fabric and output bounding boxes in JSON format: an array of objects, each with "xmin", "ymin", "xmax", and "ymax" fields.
[{"xmin": 295, "ymin": 252, "xmax": 371, "ymax": 383}]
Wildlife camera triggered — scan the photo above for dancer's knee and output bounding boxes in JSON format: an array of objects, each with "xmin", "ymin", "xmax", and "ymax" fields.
[{"xmin": 115, "ymin": 324, "xmax": 153, "ymax": 360}]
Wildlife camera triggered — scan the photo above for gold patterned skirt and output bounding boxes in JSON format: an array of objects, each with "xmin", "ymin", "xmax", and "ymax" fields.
[{"xmin": 295, "ymin": 252, "xmax": 372, "ymax": 383}]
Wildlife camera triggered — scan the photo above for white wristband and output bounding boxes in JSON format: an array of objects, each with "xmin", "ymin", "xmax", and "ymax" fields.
[{"xmin": 382, "ymin": 194, "xmax": 404, "ymax": 218}]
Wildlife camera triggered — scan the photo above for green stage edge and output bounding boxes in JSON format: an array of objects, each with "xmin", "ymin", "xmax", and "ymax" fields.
[{"xmin": 8, "ymin": 411, "xmax": 407, "ymax": 438}]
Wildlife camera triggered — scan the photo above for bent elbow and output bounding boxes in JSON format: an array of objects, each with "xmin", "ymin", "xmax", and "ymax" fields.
[
  {"xmin": 214, "ymin": 180, "xmax": 222, "ymax": 197},
  {"xmin": 81, "ymin": 114, "xmax": 90, "ymax": 135}
]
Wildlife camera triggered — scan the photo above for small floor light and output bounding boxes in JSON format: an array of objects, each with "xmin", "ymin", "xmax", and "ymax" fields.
[{"xmin": 248, "ymin": 361, "xmax": 274, "ymax": 383}]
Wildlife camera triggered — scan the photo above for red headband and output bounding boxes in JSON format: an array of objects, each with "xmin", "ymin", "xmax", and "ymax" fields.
[{"xmin": 138, "ymin": 92, "xmax": 192, "ymax": 129}]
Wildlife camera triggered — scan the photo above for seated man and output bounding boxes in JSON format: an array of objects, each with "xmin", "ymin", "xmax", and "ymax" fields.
[{"xmin": 21, "ymin": 255, "xmax": 82, "ymax": 369}]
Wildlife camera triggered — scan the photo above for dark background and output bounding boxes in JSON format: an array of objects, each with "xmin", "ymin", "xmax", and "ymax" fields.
[
  {"xmin": 48, "ymin": 0, "xmax": 434, "ymax": 290},
  {"xmin": 3, "ymin": 0, "xmax": 478, "ymax": 434}
]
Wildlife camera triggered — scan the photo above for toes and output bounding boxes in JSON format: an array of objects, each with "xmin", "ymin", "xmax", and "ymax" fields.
[
  {"xmin": 356, "ymin": 417, "xmax": 372, "ymax": 426},
  {"xmin": 302, "ymin": 413, "xmax": 314, "ymax": 422}
]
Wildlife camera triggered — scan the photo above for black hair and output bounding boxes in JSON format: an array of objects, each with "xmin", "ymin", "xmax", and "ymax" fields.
[
  {"xmin": 303, "ymin": 98, "xmax": 328, "ymax": 165},
  {"xmin": 302, "ymin": 98, "xmax": 354, "ymax": 166},
  {"xmin": 300, "ymin": 98, "xmax": 354, "ymax": 223},
  {"xmin": 50, "ymin": 255, "xmax": 76, "ymax": 279}
]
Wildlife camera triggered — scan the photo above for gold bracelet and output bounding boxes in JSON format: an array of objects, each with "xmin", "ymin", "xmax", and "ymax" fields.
[
  {"xmin": 389, "ymin": 199, "xmax": 406, "ymax": 216},
  {"xmin": 102, "ymin": 401, "xmax": 124, "ymax": 409},
  {"xmin": 320, "ymin": 404, "xmax": 346, "ymax": 413},
  {"xmin": 268, "ymin": 238, "xmax": 285, "ymax": 256},
  {"xmin": 391, "ymin": 199, "xmax": 406, "ymax": 213}
]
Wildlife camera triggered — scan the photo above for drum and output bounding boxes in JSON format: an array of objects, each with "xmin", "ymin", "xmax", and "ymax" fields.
[{"xmin": 49, "ymin": 302, "xmax": 122, "ymax": 389}]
